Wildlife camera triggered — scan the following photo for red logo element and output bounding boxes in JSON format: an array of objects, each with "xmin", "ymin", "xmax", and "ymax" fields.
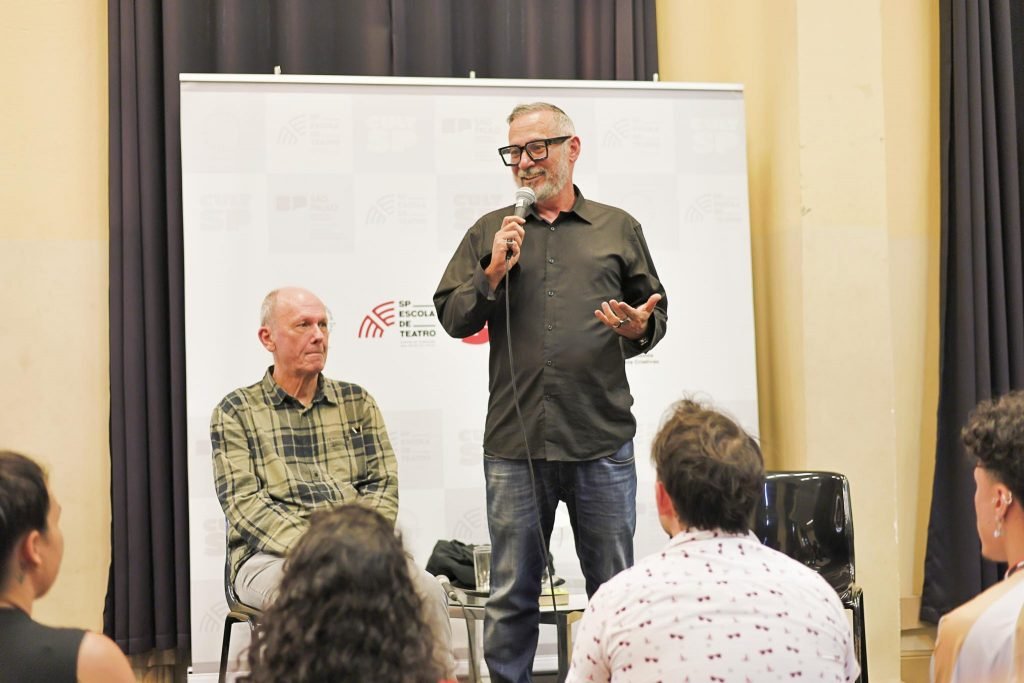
[
  {"xmin": 461, "ymin": 323, "xmax": 490, "ymax": 345},
  {"xmin": 358, "ymin": 301, "xmax": 396, "ymax": 338}
]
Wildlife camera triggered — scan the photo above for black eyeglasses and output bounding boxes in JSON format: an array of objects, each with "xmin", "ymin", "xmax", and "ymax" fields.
[{"xmin": 497, "ymin": 136, "xmax": 571, "ymax": 166}]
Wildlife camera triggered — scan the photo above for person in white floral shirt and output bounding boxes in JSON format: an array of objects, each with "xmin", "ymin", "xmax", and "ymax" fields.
[{"xmin": 567, "ymin": 398, "xmax": 860, "ymax": 683}]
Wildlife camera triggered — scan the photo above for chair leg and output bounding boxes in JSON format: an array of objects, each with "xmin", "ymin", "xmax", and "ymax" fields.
[
  {"xmin": 219, "ymin": 616, "xmax": 235, "ymax": 683},
  {"xmin": 853, "ymin": 593, "xmax": 868, "ymax": 683}
]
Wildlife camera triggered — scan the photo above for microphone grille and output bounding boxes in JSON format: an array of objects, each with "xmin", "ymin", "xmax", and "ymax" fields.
[{"xmin": 515, "ymin": 186, "xmax": 536, "ymax": 205}]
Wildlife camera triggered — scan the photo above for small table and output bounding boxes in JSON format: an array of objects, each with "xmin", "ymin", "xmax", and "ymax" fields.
[{"xmin": 448, "ymin": 593, "xmax": 587, "ymax": 683}]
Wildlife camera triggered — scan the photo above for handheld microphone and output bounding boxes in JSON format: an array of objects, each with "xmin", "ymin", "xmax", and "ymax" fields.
[
  {"xmin": 436, "ymin": 575, "xmax": 467, "ymax": 604},
  {"xmin": 507, "ymin": 186, "xmax": 536, "ymax": 262},
  {"xmin": 513, "ymin": 186, "xmax": 536, "ymax": 219}
]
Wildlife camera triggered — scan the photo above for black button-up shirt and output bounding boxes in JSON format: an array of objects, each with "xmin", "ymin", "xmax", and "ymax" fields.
[{"xmin": 434, "ymin": 187, "xmax": 668, "ymax": 461}]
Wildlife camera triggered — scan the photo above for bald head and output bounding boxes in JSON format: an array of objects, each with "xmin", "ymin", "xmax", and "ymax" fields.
[
  {"xmin": 258, "ymin": 288, "xmax": 331, "ymax": 381},
  {"xmin": 260, "ymin": 287, "xmax": 326, "ymax": 329}
]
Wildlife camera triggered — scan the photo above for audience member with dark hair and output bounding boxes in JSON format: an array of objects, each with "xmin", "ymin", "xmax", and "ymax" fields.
[
  {"xmin": 567, "ymin": 398, "xmax": 859, "ymax": 682},
  {"xmin": 932, "ymin": 390, "xmax": 1024, "ymax": 682},
  {"xmin": 244, "ymin": 504, "xmax": 452, "ymax": 683},
  {"xmin": 0, "ymin": 450, "xmax": 134, "ymax": 683}
]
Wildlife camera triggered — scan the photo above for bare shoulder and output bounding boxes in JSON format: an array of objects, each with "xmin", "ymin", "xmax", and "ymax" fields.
[{"xmin": 77, "ymin": 631, "xmax": 136, "ymax": 683}]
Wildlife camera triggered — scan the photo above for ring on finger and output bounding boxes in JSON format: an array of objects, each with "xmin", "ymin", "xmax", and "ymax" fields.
[{"xmin": 615, "ymin": 317, "xmax": 629, "ymax": 328}]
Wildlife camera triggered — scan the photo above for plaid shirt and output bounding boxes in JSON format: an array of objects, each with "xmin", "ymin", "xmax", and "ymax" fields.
[{"xmin": 211, "ymin": 368, "xmax": 399, "ymax": 582}]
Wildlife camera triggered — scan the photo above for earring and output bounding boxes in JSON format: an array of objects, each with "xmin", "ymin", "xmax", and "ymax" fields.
[{"xmin": 995, "ymin": 516, "xmax": 1005, "ymax": 539}]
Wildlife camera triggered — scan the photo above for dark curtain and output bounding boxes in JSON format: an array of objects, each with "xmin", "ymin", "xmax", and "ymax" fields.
[
  {"xmin": 920, "ymin": 0, "xmax": 1024, "ymax": 623},
  {"xmin": 106, "ymin": 0, "xmax": 658, "ymax": 654}
]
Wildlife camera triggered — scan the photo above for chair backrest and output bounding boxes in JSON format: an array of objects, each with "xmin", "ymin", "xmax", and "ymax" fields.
[
  {"xmin": 751, "ymin": 471, "xmax": 856, "ymax": 595},
  {"xmin": 220, "ymin": 526, "xmax": 261, "ymax": 683},
  {"xmin": 224, "ymin": 550, "xmax": 244, "ymax": 610},
  {"xmin": 224, "ymin": 526, "xmax": 262, "ymax": 618}
]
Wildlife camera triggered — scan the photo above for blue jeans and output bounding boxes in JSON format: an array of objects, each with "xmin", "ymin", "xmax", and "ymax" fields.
[{"xmin": 483, "ymin": 442, "xmax": 637, "ymax": 683}]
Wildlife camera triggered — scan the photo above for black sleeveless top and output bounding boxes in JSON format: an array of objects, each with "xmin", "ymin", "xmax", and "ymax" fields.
[{"xmin": 0, "ymin": 607, "xmax": 85, "ymax": 683}]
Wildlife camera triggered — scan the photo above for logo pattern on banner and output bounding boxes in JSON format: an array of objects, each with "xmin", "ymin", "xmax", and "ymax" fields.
[
  {"xmin": 358, "ymin": 300, "xmax": 442, "ymax": 346},
  {"xmin": 358, "ymin": 300, "xmax": 395, "ymax": 337},
  {"xmin": 603, "ymin": 118, "xmax": 661, "ymax": 148},
  {"xmin": 685, "ymin": 193, "xmax": 744, "ymax": 225},
  {"xmin": 365, "ymin": 194, "xmax": 430, "ymax": 226},
  {"xmin": 367, "ymin": 115, "xmax": 417, "ymax": 152},
  {"xmin": 277, "ymin": 114, "xmax": 344, "ymax": 147},
  {"xmin": 452, "ymin": 506, "xmax": 488, "ymax": 540}
]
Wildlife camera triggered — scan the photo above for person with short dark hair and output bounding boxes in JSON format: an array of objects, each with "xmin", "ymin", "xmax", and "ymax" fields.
[
  {"xmin": 567, "ymin": 399, "xmax": 859, "ymax": 682},
  {"xmin": 243, "ymin": 504, "xmax": 452, "ymax": 683},
  {"xmin": 0, "ymin": 450, "xmax": 135, "ymax": 683},
  {"xmin": 932, "ymin": 390, "xmax": 1024, "ymax": 682}
]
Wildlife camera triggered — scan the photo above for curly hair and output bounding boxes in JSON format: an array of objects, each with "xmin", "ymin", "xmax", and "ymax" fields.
[
  {"xmin": 651, "ymin": 399, "xmax": 764, "ymax": 533},
  {"xmin": 962, "ymin": 390, "xmax": 1024, "ymax": 502},
  {"xmin": 243, "ymin": 504, "xmax": 444, "ymax": 683},
  {"xmin": 0, "ymin": 451, "xmax": 49, "ymax": 585}
]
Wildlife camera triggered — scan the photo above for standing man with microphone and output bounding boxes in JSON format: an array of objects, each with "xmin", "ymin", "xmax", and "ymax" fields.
[{"xmin": 434, "ymin": 102, "xmax": 668, "ymax": 683}]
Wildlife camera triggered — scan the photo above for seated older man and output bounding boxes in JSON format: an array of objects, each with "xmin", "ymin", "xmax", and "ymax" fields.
[
  {"xmin": 210, "ymin": 287, "xmax": 454, "ymax": 677},
  {"xmin": 567, "ymin": 398, "xmax": 860, "ymax": 682}
]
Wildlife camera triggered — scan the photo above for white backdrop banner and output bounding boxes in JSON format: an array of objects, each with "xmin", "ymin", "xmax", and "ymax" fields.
[{"xmin": 180, "ymin": 74, "xmax": 759, "ymax": 676}]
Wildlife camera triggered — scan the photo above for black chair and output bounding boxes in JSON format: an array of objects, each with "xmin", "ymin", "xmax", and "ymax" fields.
[
  {"xmin": 218, "ymin": 553, "xmax": 263, "ymax": 683},
  {"xmin": 751, "ymin": 471, "xmax": 868, "ymax": 683}
]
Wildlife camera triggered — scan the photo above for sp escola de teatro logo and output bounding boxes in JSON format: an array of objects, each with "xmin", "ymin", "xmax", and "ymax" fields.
[{"xmin": 358, "ymin": 300, "xmax": 438, "ymax": 340}]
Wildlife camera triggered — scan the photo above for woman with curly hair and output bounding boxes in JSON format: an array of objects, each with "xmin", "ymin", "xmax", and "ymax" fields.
[
  {"xmin": 932, "ymin": 390, "xmax": 1024, "ymax": 682},
  {"xmin": 244, "ymin": 504, "xmax": 451, "ymax": 683}
]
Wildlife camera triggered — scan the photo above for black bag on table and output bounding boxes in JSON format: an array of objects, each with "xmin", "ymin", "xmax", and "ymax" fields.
[{"xmin": 426, "ymin": 539, "xmax": 477, "ymax": 589}]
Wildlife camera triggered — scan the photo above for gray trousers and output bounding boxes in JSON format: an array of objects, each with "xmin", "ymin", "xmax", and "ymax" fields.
[{"xmin": 236, "ymin": 551, "xmax": 455, "ymax": 678}]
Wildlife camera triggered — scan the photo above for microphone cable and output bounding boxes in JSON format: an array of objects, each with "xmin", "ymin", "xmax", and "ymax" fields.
[{"xmin": 502, "ymin": 257, "xmax": 561, "ymax": 618}]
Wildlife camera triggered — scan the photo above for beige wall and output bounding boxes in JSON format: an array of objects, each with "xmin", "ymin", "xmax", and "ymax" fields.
[
  {"xmin": 881, "ymin": 0, "xmax": 942, "ymax": 604},
  {"xmin": 0, "ymin": 0, "xmax": 109, "ymax": 630},
  {"xmin": 657, "ymin": 1, "xmax": 940, "ymax": 681}
]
